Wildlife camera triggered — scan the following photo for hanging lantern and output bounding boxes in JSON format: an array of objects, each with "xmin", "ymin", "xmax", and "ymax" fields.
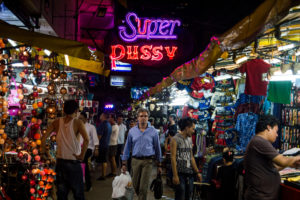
[
  {"xmin": 33, "ymin": 92, "xmax": 39, "ymax": 98},
  {"xmin": 50, "ymin": 73, "xmax": 57, "ymax": 79},
  {"xmin": 60, "ymin": 87, "xmax": 67, "ymax": 95},
  {"xmin": 37, "ymin": 108, "xmax": 43, "ymax": 114},
  {"xmin": 0, "ymin": 138, "xmax": 4, "ymax": 144},
  {"xmin": 19, "ymin": 72, "xmax": 25, "ymax": 78},
  {"xmin": 2, "ymin": 71, "xmax": 8, "ymax": 76},
  {"xmin": 53, "ymin": 68, "xmax": 60, "ymax": 75},
  {"xmin": 17, "ymin": 89, "xmax": 23, "ymax": 94},
  {"xmin": 34, "ymin": 124, "xmax": 39, "ymax": 129},
  {"xmin": 47, "ymin": 84, "xmax": 54, "ymax": 91},
  {"xmin": 18, "ymin": 94, "xmax": 24, "ymax": 100},
  {"xmin": 21, "ymin": 175, "xmax": 28, "ymax": 181},
  {"xmin": 46, "ymin": 106, "xmax": 56, "ymax": 114},
  {"xmin": 33, "ymin": 86, "xmax": 38, "ymax": 91},
  {"xmin": 21, "ymin": 103, "xmax": 26, "ymax": 110},
  {"xmin": 49, "ymin": 114, "xmax": 56, "ymax": 119},
  {"xmin": 29, "ymin": 94, "xmax": 34, "ymax": 101},
  {"xmin": 47, "ymin": 67, "xmax": 54, "ymax": 73},
  {"xmin": 23, "ymin": 68, "xmax": 29, "ymax": 74},
  {"xmin": 37, "ymin": 102, "xmax": 43, "ymax": 108},
  {"xmin": 17, "ymin": 120, "xmax": 23, "ymax": 126},
  {"xmin": 33, "ymin": 70, "xmax": 38, "ymax": 76},
  {"xmin": 31, "ymin": 142, "xmax": 37, "ymax": 148},
  {"xmin": 37, "ymin": 88, "xmax": 43, "ymax": 93},
  {"xmin": 23, "ymin": 61, "xmax": 29, "ymax": 66},
  {"xmin": 34, "ymin": 63, "xmax": 41, "ymax": 69},
  {"xmin": 3, "ymin": 100, "xmax": 7, "ymax": 107},
  {"xmin": 43, "ymin": 98, "xmax": 50, "ymax": 104},
  {"xmin": 21, "ymin": 78, "xmax": 27, "ymax": 83},
  {"xmin": 60, "ymin": 72, "xmax": 67, "ymax": 79},
  {"xmin": 48, "ymin": 90, "xmax": 55, "ymax": 95},
  {"xmin": 31, "ymin": 118, "xmax": 37, "ymax": 123},
  {"xmin": 22, "ymin": 88, "xmax": 28, "ymax": 94},
  {"xmin": 31, "ymin": 109, "xmax": 37, "ymax": 116},
  {"xmin": 2, "ymin": 133, "xmax": 7, "ymax": 140},
  {"xmin": 0, "ymin": 129, "xmax": 4, "ymax": 134},
  {"xmin": 50, "ymin": 99, "xmax": 56, "ymax": 105},
  {"xmin": 36, "ymin": 139, "xmax": 41, "ymax": 145}
]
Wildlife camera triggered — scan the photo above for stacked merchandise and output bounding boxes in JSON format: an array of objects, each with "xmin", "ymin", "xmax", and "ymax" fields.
[
  {"xmin": 281, "ymin": 87, "xmax": 300, "ymax": 150},
  {"xmin": 211, "ymin": 78, "xmax": 235, "ymax": 147}
]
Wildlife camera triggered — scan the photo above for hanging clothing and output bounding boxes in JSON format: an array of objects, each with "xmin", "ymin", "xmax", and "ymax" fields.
[
  {"xmin": 239, "ymin": 59, "xmax": 271, "ymax": 96},
  {"xmin": 267, "ymin": 81, "xmax": 292, "ymax": 104},
  {"xmin": 235, "ymin": 113, "xmax": 259, "ymax": 152},
  {"xmin": 56, "ymin": 118, "xmax": 81, "ymax": 160}
]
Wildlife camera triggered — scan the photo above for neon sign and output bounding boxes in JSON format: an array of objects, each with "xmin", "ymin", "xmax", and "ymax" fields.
[
  {"xmin": 110, "ymin": 44, "xmax": 178, "ymax": 69},
  {"xmin": 118, "ymin": 12, "xmax": 181, "ymax": 42},
  {"xmin": 104, "ymin": 104, "xmax": 114, "ymax": 109}
]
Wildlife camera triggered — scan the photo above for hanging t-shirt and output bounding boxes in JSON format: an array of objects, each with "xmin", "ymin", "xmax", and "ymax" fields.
[{"xmin": 239, "ymin": 59, "xmax": 271, "ymax": 96}]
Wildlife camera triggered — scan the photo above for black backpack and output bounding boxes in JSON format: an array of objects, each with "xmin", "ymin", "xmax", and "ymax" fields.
[{"xmin": 150, "ymin": 174, "xmax": 163, "ymax": 199}]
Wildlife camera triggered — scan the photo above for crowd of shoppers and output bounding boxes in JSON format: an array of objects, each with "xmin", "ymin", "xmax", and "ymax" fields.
[{"xmin": 40, "ymin": 101, "xmax": 300, "ymax": 200}]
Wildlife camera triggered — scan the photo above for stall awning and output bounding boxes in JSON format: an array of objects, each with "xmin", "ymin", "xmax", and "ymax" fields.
[{"xmin": 0, "ymin": 19, "xmax": 109, "ymax": 76}]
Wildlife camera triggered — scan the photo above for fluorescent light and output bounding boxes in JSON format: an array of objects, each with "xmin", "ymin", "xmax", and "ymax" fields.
[
  {"xmin": 235, "ymin": 56, "xmax": 248, "ymax": 64},
  {"xmin": 278, "ymin": 44, "xmax": 295, "ymax": 51},
  {"xmin": 264, "ymin": 58, "xmax": 281, "ymax": 64},
  {"xmin": 7, "ymin": 39, "xmax": 17, "ymax": 47},
  {"xmin": 64, "ymin": 54, "xmax": 69, "ymax": 66},
  {"xmin": 11, "ymin": 63, "xmax": 32, "ymax": 67},
  {"xmin": 44, "ymin": 49, "xmax": 51, "ymax": 56}
]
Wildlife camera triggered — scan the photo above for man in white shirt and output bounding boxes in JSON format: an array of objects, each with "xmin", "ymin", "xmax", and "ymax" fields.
[
  {"xmin": 116, "ymin": 115, "xmax": 127, "ymax": 168},
  {"xmin": 79, "ymin": 112, "xmax": 99, "ymax": 192},
  {"xmin": 108, "ymin": 113, "xmax": 119, "ymax": 177}
]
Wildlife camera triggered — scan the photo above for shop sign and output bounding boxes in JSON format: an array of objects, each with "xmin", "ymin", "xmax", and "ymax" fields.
[
  {"xmin": 118, "ymin": 12, "xmax": 181, "ymax": 42},
  {"xmin": 110, "ymin": 75, "xmax": 131, "ymax": 87},
  {"xmin": 110, "ymin": 12, "xmax": 181, "ymax": 70}
]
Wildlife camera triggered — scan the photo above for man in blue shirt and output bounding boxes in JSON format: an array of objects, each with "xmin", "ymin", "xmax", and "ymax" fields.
[
  {"xmin": 96, "ymin": 112, "xmax": 112, "ymax": 180},
  {"xmin": 122, "ymin": 108, "xmax": 162, "ymax": 200}
]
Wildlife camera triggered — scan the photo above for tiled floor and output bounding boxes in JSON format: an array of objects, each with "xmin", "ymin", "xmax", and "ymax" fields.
[{"xmin": 84, "ymin": 164, "xmax": 175, "ymax": 200}]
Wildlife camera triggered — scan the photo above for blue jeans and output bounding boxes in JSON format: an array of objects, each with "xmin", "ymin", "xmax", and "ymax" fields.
[
  {"xmin": 56, "ymin": 159, "xmax": 85, "ymax": 200},
  {"xmin": 175, "ymin": 174, "xmax": 194, "ymax": 200}
]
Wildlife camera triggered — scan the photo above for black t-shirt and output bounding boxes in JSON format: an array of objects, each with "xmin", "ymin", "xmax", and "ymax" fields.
[
  {"xmin": 244, "ymin": 135, "xmax": 280, "ymax": 200},
  {"xmin": 217, "ymin": 165, "xmax": 236, "ymax": 199}
]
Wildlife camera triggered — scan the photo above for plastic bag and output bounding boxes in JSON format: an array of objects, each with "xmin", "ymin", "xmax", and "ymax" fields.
[{"xmin": 112, "ymin": 172, "xmax": 132, "ymax": 199}]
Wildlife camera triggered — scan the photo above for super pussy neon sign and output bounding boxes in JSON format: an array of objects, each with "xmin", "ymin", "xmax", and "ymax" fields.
[{"xmin": 118, "ymin": 12, "xmax": 181, "ymax": 42}]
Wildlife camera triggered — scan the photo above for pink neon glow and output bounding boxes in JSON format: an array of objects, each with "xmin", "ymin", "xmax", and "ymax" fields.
[
  {"xmin": 110, "ymin": 44, "xmax": 178, "ymax": 69},
  {"xmin": 118, "ymin": 12, "xmax": 181, "ymax": 42}
]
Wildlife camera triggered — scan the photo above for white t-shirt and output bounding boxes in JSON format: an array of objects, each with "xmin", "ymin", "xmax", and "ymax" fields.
[
  {"xmin": 117, "ymin": 123, "xmax": 127, "ymax": 144},
  {"xmin": 109, "ymin": 124, "xmax": 119, "ymax": 146},
  {"xmin": 80, "ymin": 122, "xmax": 99, "ymax": 151}
]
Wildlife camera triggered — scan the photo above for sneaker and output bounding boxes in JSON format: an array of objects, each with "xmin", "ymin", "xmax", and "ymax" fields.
[{"xmin": 97, "ymin": 176, "xmax": 106, "ymax": 181}]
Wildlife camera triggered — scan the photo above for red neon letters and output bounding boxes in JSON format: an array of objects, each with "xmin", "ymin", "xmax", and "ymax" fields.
[{"xmin": 110, "ymin": 44, "xmax": 178, "ymax": 69}]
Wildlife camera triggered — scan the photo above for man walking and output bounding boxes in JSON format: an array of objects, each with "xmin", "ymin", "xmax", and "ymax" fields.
[
  {"xmin": 122, "ymin": 108, "xmax": 162, "ymax": 200},
  {"xmin": 41, "ymin": 100, "xmax": 89, "ymax": 200},
  {"xmin": 116, "ymin": 115, "xmax": 127, "ymax": 168},
  {"xmin": 97, "ymin": 113, "xmax": 112, "ymax": 180},
  {"xmin": 170, "ymin": 117, "xmax": 201, "ymax": 200},
  {"xmin": 107, "ymin": 114, "xmax": 119, "ymax": 177},
  {"xmin": 78, "ymin": 112, "xmax": 99, "ymax": 192}
]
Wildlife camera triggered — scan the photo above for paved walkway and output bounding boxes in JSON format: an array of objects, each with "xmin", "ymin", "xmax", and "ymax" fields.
[{"xmin": 84, "ymin": 164, "xmax": 175, "ymax": 200}]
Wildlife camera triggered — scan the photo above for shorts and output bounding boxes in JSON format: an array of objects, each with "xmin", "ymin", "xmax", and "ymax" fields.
[
  {"xmin": 108, "ymin": 145, "xmax": 117, "ymax": 157},
  {"xmin": 97, "ymin": 148, "xmax": 108, "ymax": 163}
]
